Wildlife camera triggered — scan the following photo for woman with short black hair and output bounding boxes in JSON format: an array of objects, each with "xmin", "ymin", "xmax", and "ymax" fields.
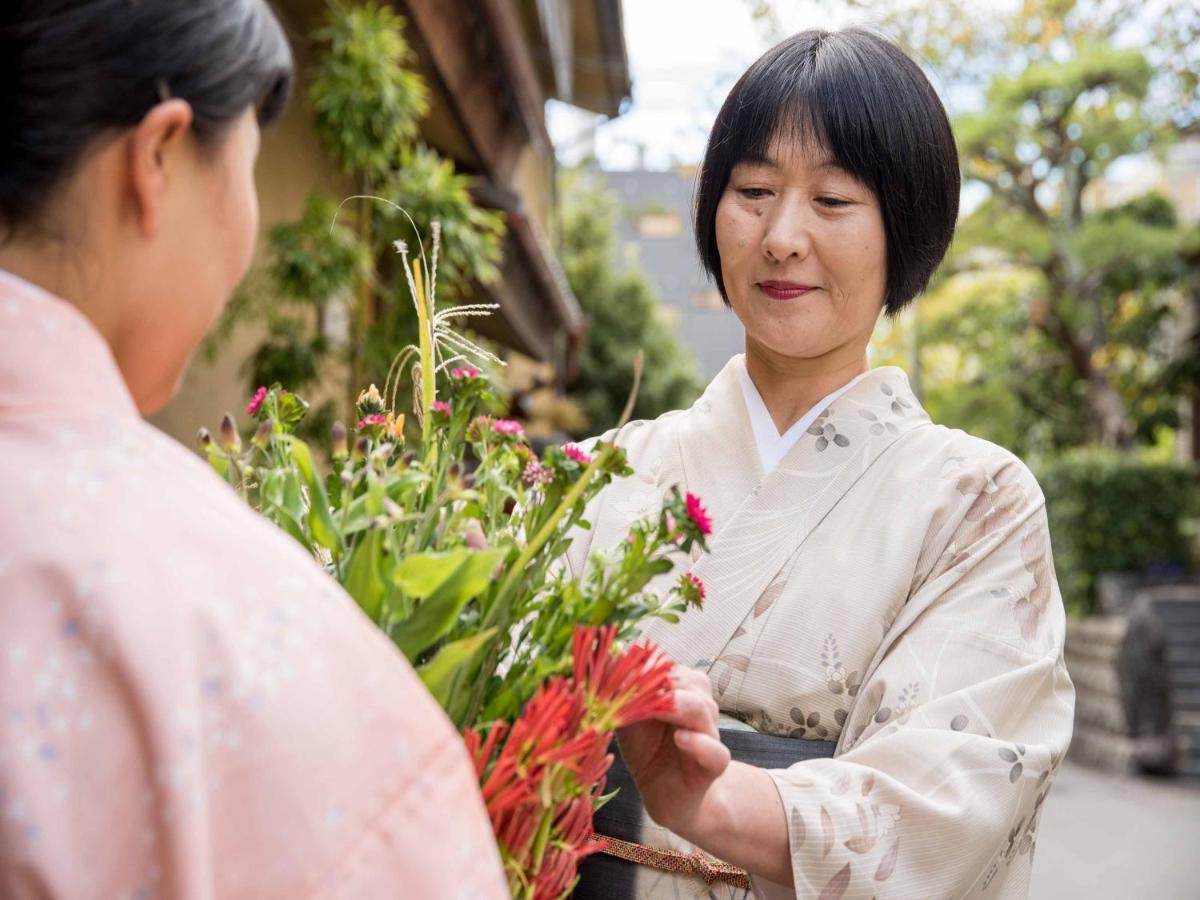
[
  {"xmin": 0, "ymin": 3, "xmax": 505, "ymax": 896},
  {"xmin": 570, "ymin": 29, "xmax": 1074, "ymax": 899}
]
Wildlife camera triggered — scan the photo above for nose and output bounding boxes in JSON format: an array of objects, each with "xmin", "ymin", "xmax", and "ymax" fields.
[{"xmin": 760, "ymin": 200, "xmax": 814, "ymax": 264}]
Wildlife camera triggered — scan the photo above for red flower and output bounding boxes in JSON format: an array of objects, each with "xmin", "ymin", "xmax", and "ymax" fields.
[
  {"xmin": 563, "ymin": 443, "xmax": 594, "ymax": 466},
  {"xmin": 246, "ymin": 386, "xmax": 267, "ymax": 416},
  {"xmin": 431, "ymin": 400, "xmax": 452, "ymax": 416},
  {"xmin": 572, "ymin": 626, "xmax": 674, "ymax": 729},
  {"xmin": 451, "ymin": 367, "xmax": 481, "ymax": 379},
  {"xmin": 463, "ymin": 626, "xmax": 675, "ymax": 897},
  {"xmin": 682, "ymin": 572, "xmax": 706, "ymax": 606},
  {"xmin": 355, "ymin": 414, "xmax": 387, "ymax": 430},
  {"xmin": 685, "ymin": 492, "xmax": 713, "ymax": 536}
]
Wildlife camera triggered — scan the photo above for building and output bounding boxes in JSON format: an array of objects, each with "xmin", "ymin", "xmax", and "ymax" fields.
[
  {"xmin": 151, "ymin": 0, "xmax": 630, "ymax": 442},
  {"xmin": 602, "ymin": 168, "xmax": 744, "ymax": 380}
]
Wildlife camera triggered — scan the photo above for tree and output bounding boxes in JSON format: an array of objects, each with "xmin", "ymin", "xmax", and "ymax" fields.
[
  {"xmin": 559, "ymin": 168, "xmax": 702, "ymax": 434},
  {"xmin": 210, "ymin": 1, "xmax": 505, "ymax": 422}
]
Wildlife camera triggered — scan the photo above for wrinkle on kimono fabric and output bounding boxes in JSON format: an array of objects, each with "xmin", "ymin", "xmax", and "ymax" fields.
[
  {"xmin": 566, "ymin": 357, "xmax": 1075, "ymax": 899},
  {"xmin": 0, "ymin": 271, "xmax": 507, "ymax": 898}
]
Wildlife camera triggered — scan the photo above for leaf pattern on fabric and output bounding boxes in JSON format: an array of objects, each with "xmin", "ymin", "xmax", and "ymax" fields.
[
  {"xmin": 846, "ymin": 676, "xmax": 919, "ymax": 749},
  {"xmin": 1011, "ymin": 522, "xmax": 1054, "ymax": 642},
  {"xmin": 928, "ymin": 461, "xmax": 1027, "ymax": 583},
  {"xmin": 874, "ymin": 837, "xmax": 900, "ymax": 881},
  {"xmin": 791, "ymin": 807, "xmax": 807, "ymax": 848},
  {"xmin": 982, "ymin": 747, "xmax": 1062, "ymax": 890},
  {"xmin": 859, "ymin": 407, "xmax": 901, "ymax": 436},
  {"xmin": 809, "ymin": 409, "xmax": 851, "ymax": 452},
  {"xmin": 818, "ymin": 863, "xmax": 852, "ymax": 900},
  {"xmin": 820, "ymin": 805, "xmax": 835, "ymax": 858},
  {"xmin": 841, "ymin": 774, "xmax": 903, "ymax": 856},
  {"xmin": 713, "ymin": 653, "xmax": 750, "ymax": 697},
  {"xmin": 754, "ymin": 579, "xmax": 785, "ymax": 618},
  {"xmin": 821, "ymin": 635, "xmax": 861, "ymax": 698}
]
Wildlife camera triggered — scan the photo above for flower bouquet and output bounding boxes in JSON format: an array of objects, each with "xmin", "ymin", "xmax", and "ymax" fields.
[{"xmin": 198, "ymin": 226, "xmax": 712, "ymax": 897}]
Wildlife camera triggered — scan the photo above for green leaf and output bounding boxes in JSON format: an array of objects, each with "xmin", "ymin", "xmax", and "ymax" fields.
[
  {"xmin": 290, "ymin": 438, "xmax": 343, "ymax": 559},
  {"xmin": 344, "ymin": 529, "xmax": 386, "ymax": 621},
  {"xmin": 391, "ymin": 549, "xmax": 501, "ymax": 660},
  {"xmin": 416, "ymin": 629, "xmax": 496, "ymax": 710},
  {"xmin": 392, "ymin": 548, "xmax": 487, "ymax": 597}
]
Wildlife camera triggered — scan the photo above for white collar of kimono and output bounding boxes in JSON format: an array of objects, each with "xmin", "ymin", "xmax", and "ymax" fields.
[{"xmin": 733, "ymin": 353, "xmax": 873, "ymax": 474}]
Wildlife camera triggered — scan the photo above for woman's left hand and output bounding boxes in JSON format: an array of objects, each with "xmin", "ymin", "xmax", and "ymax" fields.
[{"xmin": 616, "ymin": 664, "xmax": 731, "ymax": 836}]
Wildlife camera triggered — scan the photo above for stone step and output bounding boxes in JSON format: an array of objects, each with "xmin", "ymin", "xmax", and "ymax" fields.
[
  {"xmin": 1166, "ymin": 643, "xmax": 1200, "ymax": 662},
  {"xmin": 1152, "ymin": 605, "xmax": 1200, "ymax": 626},
  {"xmin": 1176, "ymin": 711, "xmax": 1200, "ymax": 731},
  {"xmin": 1168, "ymin": 669, "xmax": 1200, "ymax": 689}
]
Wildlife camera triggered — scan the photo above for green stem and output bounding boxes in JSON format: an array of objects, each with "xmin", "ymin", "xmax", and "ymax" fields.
[
  {"xmin": 413, "ymin": 258, "xmax": 436, "ymax": 460},
  {"xmin": 483, "ymin": 449, "xmax": 607, "ymax": 631}
]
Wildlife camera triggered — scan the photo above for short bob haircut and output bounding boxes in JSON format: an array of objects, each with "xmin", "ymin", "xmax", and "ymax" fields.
[{"xmin": 694, "ymin": 28, "xmax": 960, "ymax": 316}]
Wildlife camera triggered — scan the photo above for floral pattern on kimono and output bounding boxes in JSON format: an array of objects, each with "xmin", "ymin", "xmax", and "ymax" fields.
[{"xmin": 565, "ymin": 356, "xmax": 1075, "ymax": 899}]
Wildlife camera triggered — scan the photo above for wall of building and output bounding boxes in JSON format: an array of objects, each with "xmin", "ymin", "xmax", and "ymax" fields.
[{"xmin": 148, "ymin": 36, "xmax": 353, "ymax": 445}]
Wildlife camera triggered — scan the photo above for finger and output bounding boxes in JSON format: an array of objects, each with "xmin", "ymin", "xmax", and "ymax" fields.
[
  {"xmin": 673, "ymin": 728, "xmax": 731, "ymax": 777},
  {"xmin": 656, "ymin": 688, "xmax": 719, "ymax": 736},
  {"xmin": 672, "ymin": 665, "xmax": 712, "ymax": 694}
]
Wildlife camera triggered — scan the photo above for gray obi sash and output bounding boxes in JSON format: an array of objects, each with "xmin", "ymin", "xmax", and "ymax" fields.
[{"xmin": 574, "ymin": 729, "xmax": 836, "ymax": 898}]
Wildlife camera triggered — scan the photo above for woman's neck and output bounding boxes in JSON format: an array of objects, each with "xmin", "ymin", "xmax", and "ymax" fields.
[{"xmin": 744, "ymin": 341, "xmax": 870, "ymax": 435}]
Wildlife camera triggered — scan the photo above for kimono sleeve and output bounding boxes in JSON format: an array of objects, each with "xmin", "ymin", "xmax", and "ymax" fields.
[{"xmin": 761, "ymin": 457, "xmax": 1075, "ymax": 899}]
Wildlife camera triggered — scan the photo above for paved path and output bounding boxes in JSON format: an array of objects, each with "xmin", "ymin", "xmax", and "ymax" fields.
[{"xmin": 1031, "ymin": 762, "xmax": 1200, "ymax": 899}]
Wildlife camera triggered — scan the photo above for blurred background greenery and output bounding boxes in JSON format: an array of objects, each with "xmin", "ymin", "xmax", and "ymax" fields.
[{"xmin": 158, "ymin": 0, "xmax": 1197, "ymax": 620}]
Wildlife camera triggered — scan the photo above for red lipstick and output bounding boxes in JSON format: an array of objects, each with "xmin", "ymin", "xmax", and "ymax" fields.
[{"xmin": 757, "ymin": 280, "xmax": 816, "ymax": 300}]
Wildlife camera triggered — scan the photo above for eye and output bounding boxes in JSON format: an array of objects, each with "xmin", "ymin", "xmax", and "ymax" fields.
[
  {"xmin": 816, "ymin": 196, "xmax": 851, "ymax": 208},
  {"xmin": 737, "ymin": 187, "xmax": 773, "ymax": 200}
]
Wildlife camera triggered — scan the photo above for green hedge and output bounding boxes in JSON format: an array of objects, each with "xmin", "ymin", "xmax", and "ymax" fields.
[{"xmin": 1040, "ymin": 451, "xmax": 1197, "ymax": 617}]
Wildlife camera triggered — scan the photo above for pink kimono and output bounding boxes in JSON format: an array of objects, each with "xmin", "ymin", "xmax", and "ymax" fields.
[{"xmin": 0, "ymin": 271, "xmax": 506, "ymax": 898}]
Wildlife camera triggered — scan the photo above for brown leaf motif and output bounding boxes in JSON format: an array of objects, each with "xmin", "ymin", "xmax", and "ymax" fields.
[
  {"xmin": 874, "ymin": 837, "xmax": 900, "ymax": 881},
  {"xmin": 713, "ymin": 653, "xmax": 750, "ymax": 697},
  {"xmin": 791, "ymin": 807, "xmax": 807, "ymax": 848},
  {"xmin": 1010, "ymin": 522, "xmax": 1053, "ymax": 642},
  {"xmin": 843, "ymin": 803, "xmax": 878, "ymax": 854},
  {"xmin": 754, "ymin": 579, "xmax": 784, "ymax": 618},
  {"xmin": 820, "ymin": 805, "xmax": 835, "ymax": 857},
  {"xmin": 818, "ymin": 863, "xmax": 852, "ymax": 900}
]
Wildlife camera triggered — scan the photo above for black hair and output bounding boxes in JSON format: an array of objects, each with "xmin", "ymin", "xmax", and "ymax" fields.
[
  {"xmin": 0, "ymin": 0, "xmax": 293, "ymax": 241},
  {"xmin": 694, "ymin": 28, "xmax": 960, "ymax": 315}
]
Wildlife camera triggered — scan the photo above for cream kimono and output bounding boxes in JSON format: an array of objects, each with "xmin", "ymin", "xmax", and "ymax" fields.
[{"xmin": 567, "ymin": 359, "xmax": 1075, "ymax": 899}]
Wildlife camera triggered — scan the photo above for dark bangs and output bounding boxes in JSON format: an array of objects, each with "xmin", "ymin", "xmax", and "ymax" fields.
[{"xmin": 693, "ymin": 28, "xmax": 961, "ymax": 315}]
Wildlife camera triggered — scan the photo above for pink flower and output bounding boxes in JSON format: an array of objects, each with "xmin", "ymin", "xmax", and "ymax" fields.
[
  {"xmin": 451, "ymin": 367, "xmax": 481, "ymax": 379},
  {"xmin": 493, "ymin": 418, "xmax": 524, "ymax": 436},
  {"xmin": 246, "ymin": 386, "xmax": 267, "ymax": 416},
  {"xmin": 562, "ymin": 444, "xmax": 594, "ymax": 466},
  {"xmin": 663, "ymin": 510, "xmax": 679, "ymax": 542},
  {"xmin": 523, "ymin": 459, "xmax": 554, "ymax": 486},
  {"xmin": 431, "ymin": 400, "xmax": 452, "ymax": 416},
  {"xmin": 685, "ymin": 573, "xmax": 706, "ymax": 604},
  {"xmin": 356, "ymin": 414, "xmax": 387, "ymax": 430},
  {"xmin": 685, "ymin": 492, "xmax": 713, "ymax": 536}
]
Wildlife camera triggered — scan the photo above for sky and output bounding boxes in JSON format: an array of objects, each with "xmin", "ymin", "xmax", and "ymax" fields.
[
  {"xmin": 547, "ymin": 0, "xmax": 1151, "ymax": 207},
  {"xmin": 546, "ymin": 0, "xmax": 996, "ymax": 170}
]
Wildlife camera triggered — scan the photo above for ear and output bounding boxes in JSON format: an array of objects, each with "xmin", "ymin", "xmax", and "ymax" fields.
[{"xmin": 127, "ymin": 99, "xmax": 194, "ymax": 239}]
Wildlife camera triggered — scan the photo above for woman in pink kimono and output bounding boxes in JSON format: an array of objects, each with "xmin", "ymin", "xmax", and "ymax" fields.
[
  {"xmin": 573, "ymin": 29, "xmax": 1076, "ymax": 900},
  {"xmin": 0, "ymin": 2, "xmax": 504, "ymax": 897}
]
